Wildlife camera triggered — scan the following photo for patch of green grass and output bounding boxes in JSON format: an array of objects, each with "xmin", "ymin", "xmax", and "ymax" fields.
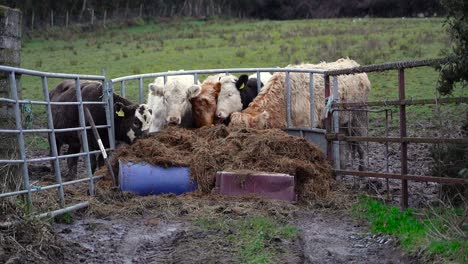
[
  {"xmin": 352, "ymin": 196, "xmax": 467, "ymax": 263},
  {"xmin": 195, "ymin": 216, "xmax": 298, "ymax": 264},
  {"xmin": 53, "ymin": 212, "xmax": 73, "ymax": 224}
]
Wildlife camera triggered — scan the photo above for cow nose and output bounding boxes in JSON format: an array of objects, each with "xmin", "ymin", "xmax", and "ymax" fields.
[{"xmin": 168, "ymin": 116, "xmax": 180, "ymax": 125}]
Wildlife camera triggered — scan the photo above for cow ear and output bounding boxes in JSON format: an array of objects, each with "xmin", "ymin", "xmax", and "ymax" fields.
[
  {"xmin": 114, "ymin": 102, "xmax": 125, "ymax": 117},
  {"xmin": 236, "ymin": 75, "xmax": 249, "ymax": 90},
  {"xmin": 213, "ymin": 82, "xmax": 221, "ymax": 94},
  {"xmin": 149, "ymin": 83, "xmax": 164, "ymax": 97},
  {"xmin": 187, "ymin": 84, "xmax": 201, "ymax": 99}
]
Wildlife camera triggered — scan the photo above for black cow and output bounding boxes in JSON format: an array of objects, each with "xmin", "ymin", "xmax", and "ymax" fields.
[
  {"xmin": 236, "ymin": 74, "xmax": 263, "ymax": 110},
  {"xmin": 49, "ymin": 80, "xmax": 152, "ymax": 178}
]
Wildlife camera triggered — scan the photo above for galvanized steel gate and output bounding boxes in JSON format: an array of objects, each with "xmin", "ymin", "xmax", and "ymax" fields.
[{"xmin": 0, "ymin": 65, "xmax": 112, "ymax": 216}]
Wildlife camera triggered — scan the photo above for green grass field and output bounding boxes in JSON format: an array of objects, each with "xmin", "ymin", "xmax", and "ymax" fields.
[
  {"xmin": 18, "ymin": 17, "xmax": 466, "ymax": 150},
  {"xmin": 20, "ymin": 17, "xmax": 455, "ymax": 103}
]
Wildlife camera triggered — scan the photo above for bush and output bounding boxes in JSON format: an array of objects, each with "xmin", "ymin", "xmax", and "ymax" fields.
[{"xmin": 429, "ymin": 114, "xmax": 467, "ymax": 205}]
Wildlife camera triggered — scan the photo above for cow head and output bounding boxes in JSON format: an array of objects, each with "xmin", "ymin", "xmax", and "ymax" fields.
[
  {"xmin": 191, "ymin": 81, "xmax": 221, "ymax": 128},
  {"xmin": 152, "ymin": 79, "xmax": 201, "ymax": 126},
  {"xmin": 114, "ymin": 102, "xmax": 152, "ymax": 144},
  {"xmin": 215, "ymin": 75, "xmax": 244, "ymax": 120}
]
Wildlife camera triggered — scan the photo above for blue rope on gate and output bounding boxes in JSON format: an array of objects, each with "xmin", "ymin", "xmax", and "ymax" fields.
[
  {"xmin": 22, "ymin": 100, "xmax": 34, "ymax": 129},
  {"xmin": 323, "ymin": 95, "xmax": 335, "ymax": 119}
]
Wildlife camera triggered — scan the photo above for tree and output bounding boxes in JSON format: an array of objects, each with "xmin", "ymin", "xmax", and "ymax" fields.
[{"xmin": 437, "ymin": 0, "xmax": 468, "ymax": 95}]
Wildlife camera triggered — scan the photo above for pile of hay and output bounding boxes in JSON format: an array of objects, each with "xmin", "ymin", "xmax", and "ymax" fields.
[{"xmin": 111, "ymin": 126, "xmax": 333, "ymax": 201}]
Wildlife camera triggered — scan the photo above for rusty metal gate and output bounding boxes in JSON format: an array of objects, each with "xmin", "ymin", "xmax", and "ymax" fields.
[{"xmin": 322, "ymin": 58, "xmax": 467, "ymax": 208}]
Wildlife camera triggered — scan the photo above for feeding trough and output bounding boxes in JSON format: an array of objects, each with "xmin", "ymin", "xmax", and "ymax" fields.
[{"xmin": 118, "ymin": 160, "xmax": 197, "ymax": 196}]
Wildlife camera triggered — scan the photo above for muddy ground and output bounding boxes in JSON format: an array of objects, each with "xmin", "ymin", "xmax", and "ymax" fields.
[{"xmin": 50, "ymin": 206, "xmax": 417, "ymax": 264}]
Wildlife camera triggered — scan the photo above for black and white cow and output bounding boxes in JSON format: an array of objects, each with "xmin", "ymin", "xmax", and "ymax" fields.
[
  {"xmin": 50, "ymin": 80, "xmax": 152, "ymax": 178},
  {"xmin": 216, "ymin": 72, "xmax": 272, "ymax": 122}
]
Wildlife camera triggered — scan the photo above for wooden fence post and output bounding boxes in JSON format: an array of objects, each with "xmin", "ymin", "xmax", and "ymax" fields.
[
  {"xmin": 66, "ymin": 10, "xmax": 69, "ymax": 28},
  {"xmin": 103, "ymin": 10, "xmax": 107, "ymax": 28},
  {"xmin": 50, "ymin": 9, "xmax": 54, "ymax": 27},
  {"xmin": 31, "ymin": 10, "xmax": 34, "ymax": 30},
  {"xmin": 91, "ymin": 9, "xmax": 94, "ymax": 25},
  {"xmin": 139, "ymin": 4, "xmax": 143, "ymax": 18}
]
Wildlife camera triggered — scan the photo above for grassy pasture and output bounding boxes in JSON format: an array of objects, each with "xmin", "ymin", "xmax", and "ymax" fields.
[
  {"xmin": 20, "ymin": 17, "xmax": 454, "ymax": 103},
  {"xmin": 19, "ymin": 17, "xmax": 465, "ymax": 150}
]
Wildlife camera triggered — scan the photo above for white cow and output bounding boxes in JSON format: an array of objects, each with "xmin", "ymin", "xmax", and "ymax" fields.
[{"xmin": 147, "ymin": 73, "xmax": 200, "ymax": 133}]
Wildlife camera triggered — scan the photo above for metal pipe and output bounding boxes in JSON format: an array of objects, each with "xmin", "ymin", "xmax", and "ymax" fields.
[
  {"xmin": 36, "ymin": 202, "xmax": 89, "ymax": 219},
  {"xmin": 324, "ymin": 74, "xmax": 333, "ymax": 162},
  {"xmin": 0, "ymin": 176, "xmax": 103, "ymax": 199},
  {"xmin": 309, "ymin": 73, "xmax": 315, "ymax": 128},
  {"xmin": 399, "ymin": 69, "xmax": 408, "ymax": 209},
  {"xmin": 120, "ymin": 80, "xmax": 126, "ymax": 97},
  {"xmin": 9, "ymin": 72, "xmax": 32, "ymax": 207},
  {"xmin": 334, "ymin": 97, "xmax": 468, "ymax": 108},
  {"xmin": 332, "ymin": 76, "xmax": 340, "ymax": 170},
  {"xmin": 0, "ymin": 65, "xmax": 105, "ymax": 80},
  {"xmin": 111, "ymin": 68, "xmax": 327, "ymax": 83},
  {"xmin": 256, "ymin": 70, "xmax": 261, "ymax": 93},
  {"xmin": 138, "ymin": 77, "xmax": 144, "ymax": 104},
  {"xmin": 0, "ymin": 98, "xmax": 107, "ymax": 105},
  {"xmin": 334, "ymin": 170, "xmax": 467, "ymax": 185},
  {"xmin": 0, "ymin": 125, "xmax": 110, "ymax": 134},
  {"xmin": 194, "ymin": 73, "xmax": 198, "ymax": 84},
  {"xmin": 74, "ymin": 78, "xmax": 95, "ymax": 196},
  {"xmin": 285, "ymin": 71, "xmax": 292, "ymax": 128},
  {"xmin": 102, "ymin": 77, "xmax": 114, "ymax": 153},
  {"xmin": 108, "ymin": 80, "xmax": 116, "ymax": 150},
  {"xmin": 324, "ymin": 135, "xmax": 468, "ymax": 144},
  {"xmin": 41, "ymin": 76, "xmax": 65, "ymax": 208},
  {"xmin": 326, "ymin": 57, "xmax": 449, "ymax": 76}
]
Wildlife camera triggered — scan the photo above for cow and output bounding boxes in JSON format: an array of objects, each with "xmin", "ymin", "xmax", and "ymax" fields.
[
  {"xmin": 229, "ymin": 58, "xmax": 371, "ymax": 170},
  {"xmin": 50, "ymin": 80, "xmax": 152, "ymax": 178},
  {"xmin": 190, "ymin": 79, "xmax": 222, "ymax": 128},
  {"xmin": 216, "ymin": 72, "xmax": 272, "ymax": 123},
  {"xmin": 147, "ymin": 74, "xmax": 200, "ymax": 132}
]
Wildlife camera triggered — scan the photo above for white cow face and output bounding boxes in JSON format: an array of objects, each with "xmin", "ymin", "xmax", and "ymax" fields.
[
  {"xmin": 153, "ymin": 80, "xmax": 201, "ymax": 125},
  {"xmin": 216, "ymin": 75, "xmax": 242, "ymax": 120},
  {"xmin": 148, "ymin": 82, "xmax": 167, "ymax": 133}
]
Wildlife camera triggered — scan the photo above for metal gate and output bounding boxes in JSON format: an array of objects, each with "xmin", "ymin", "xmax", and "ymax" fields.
[{"xmin": 0, "ymin": 65, "xmax": 111, "ymax": 216}]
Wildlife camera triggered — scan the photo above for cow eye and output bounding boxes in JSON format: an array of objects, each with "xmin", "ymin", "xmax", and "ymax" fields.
[{"xmin": 133, "ymin": 120, "xmax": 141, "ymax": 127}]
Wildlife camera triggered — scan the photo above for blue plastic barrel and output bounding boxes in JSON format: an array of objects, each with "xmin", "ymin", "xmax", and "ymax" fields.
[{"xmin": 118, "ymin": 160, "xmax": 197, "ymax": 196}]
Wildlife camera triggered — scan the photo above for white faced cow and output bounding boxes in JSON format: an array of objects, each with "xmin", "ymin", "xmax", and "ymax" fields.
[{"xmin": 147, "ymin": 74, "xmax": 201, "ymax": 132}]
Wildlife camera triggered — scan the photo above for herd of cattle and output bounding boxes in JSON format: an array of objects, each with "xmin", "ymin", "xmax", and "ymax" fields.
[{"xmin": 49, "ymin": 58, "xmax": 371, "ymax": 177}]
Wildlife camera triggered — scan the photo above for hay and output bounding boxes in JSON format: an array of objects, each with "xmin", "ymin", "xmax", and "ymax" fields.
[{"xmin": 111, "ymin": 126, "xmax": 333, "ymax": 202}]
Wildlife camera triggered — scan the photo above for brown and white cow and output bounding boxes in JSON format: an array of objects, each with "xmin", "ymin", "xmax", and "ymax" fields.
[
  {"xmin": 50, "ymin": 80, "xmax": 152, "ymax": 178},
  {"xmin": 190, "ymin": 79, "xmax": 222, "ymax": 128}
]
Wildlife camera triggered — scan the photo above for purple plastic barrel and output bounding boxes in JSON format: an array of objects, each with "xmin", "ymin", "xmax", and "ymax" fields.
[{"xmin": 118, "ymin": 160, "xmax": 197, "ymax": 196}]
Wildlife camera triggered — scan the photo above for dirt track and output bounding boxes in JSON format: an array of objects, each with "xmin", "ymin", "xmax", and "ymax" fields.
[{"xmin": 51, "ymin": 208, "xmax": 417, "ymax": 264}]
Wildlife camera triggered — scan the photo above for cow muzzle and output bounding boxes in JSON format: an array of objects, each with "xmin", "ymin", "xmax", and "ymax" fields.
[
  {"xmin": 167, "ymin": 116, "xmax": 181, "ymax": 125},
  {"xmin": 216, "ymin": 111, "xmax": 226, "ymax": 119}
]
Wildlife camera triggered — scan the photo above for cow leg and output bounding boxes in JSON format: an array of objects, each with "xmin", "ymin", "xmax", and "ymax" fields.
[{"xmin": 66, "ymin": 143, "xmax": 81, "ymax": 179}]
